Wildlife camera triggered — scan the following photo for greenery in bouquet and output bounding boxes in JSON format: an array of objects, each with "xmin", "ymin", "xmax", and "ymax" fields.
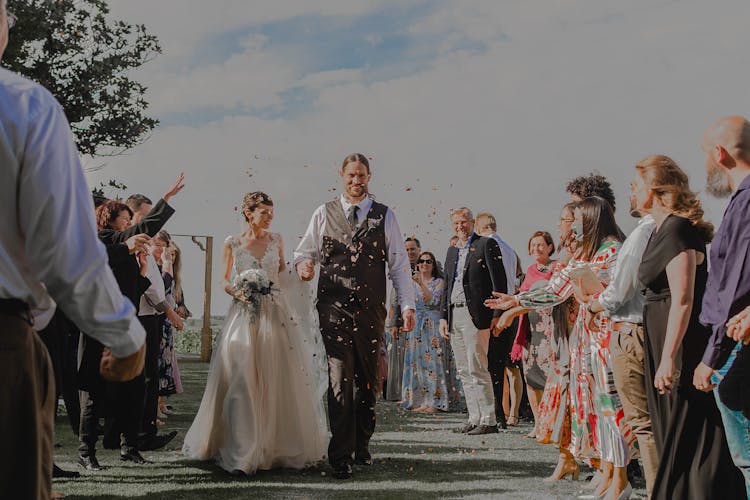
[{"xmin": 232, "ymin": 269, "xmax": 275, "ymax": 309}]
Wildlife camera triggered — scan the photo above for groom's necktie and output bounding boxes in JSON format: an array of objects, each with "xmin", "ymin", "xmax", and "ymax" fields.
[{"xmin": 347, "ymin": 205, "xmax": 359, "ymax": 229}]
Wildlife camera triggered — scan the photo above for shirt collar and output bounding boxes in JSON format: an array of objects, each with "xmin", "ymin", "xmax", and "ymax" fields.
[
  {"xmin": 637, "ymin": 214, "xmax": 656, "ymax": 227},
  {"xmin": 340, "ymin": 195, "xmax": 372, "ymax": 214},
  {"xmin": 458, "ymin": 233, "xmax": 478, "ymax": 250},
  {"xmin": 736, "ymin": 173, "xmax": 750, "ymax": 195}
]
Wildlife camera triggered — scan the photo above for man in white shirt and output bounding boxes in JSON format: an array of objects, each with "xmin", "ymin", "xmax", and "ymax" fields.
[
  {"xmin": 0, "ymin": 4, "xmax": 145, "ymax": 497},
  {"xmin": 586, "ymin": 182, "xmax": 657, "ymax": 496},
  {"xmin": 295, "ymin": 153, "xmax": 415, "ymax": 479}
]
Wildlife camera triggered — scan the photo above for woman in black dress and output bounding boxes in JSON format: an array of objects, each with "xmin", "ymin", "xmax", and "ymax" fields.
[{"xmin": 634, "ymin": 155, "xmax": 744, "ymax": 499}]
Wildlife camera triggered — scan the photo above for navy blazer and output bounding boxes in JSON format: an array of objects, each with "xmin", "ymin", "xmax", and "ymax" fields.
[{"xmin": 440, "ymin": 233, "xmax": 508, "ymax": 330}]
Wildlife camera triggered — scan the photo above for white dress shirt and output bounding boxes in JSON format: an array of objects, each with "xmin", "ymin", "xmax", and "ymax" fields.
[
  {"xmin": 488, "ymin": 233, "xmax": 518, "ymax": 293},
  {"xmin": 139, "ymin": 254, "xmax": 168, "ymax": 316},
  {"xmin": 0, "ymin": 68, "xmax": 144, "ymax": 357},
  {"xmin": 598, "ymin": 214, "xmax": 657, "ymax": 324},
  {"xmin": 450, "ymin": 240, "xmax": 471, "ymax": 305},
  {"xmin": 294, "ymin": 195, "xmax": 416, "ymax": 312}
]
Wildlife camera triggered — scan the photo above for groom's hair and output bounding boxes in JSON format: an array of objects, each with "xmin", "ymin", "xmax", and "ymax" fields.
[{"xmin": 341, "ymin": 153, "xmax": 370, "ymax": 173}]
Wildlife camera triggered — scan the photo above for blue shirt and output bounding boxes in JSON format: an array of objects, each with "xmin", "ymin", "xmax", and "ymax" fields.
[{"xmin": 700, "ymin": 173, "xmax": 750, "ymax": 369}]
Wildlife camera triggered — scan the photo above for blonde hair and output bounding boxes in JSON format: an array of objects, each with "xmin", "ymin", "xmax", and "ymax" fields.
[
  {"xmin": 636, "ymin": 155, "xmax": 714, "ymax": 242},
  {"xmin": 475, "ymin": 212, "xmax": 497, "ymax": 233}
]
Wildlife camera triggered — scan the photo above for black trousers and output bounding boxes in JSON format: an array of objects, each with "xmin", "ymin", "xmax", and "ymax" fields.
[
  {"xmin": 487, "ymin": 322, "xmax": 516, "ymax": 426},
  {"xmin": 37, "ymin": 310, "xmax": 80, "ymax": 435},
  {"xmin": 318, "ymin": 302, "xmax": 385, "ymax": 466},
  {"xmin": 139, "ymin": 314, "xmax": 162, "ymax": 437},
  {"xmin": 103, "ymin": 374, "xmax": 145, "ymax": 451}
]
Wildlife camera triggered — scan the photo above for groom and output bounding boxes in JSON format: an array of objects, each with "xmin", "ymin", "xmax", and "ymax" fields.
[{"xmin": 295, "ymin": 153, "xmax": 415, "ymax": 479}]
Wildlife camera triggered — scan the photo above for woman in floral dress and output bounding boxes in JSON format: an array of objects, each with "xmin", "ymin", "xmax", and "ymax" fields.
[
  {"xmin": 488, "ymin": 197, "xmax": 637, "ymax": 499},
  {"xmin": 402, "ymin": 251, "xmax": 457, "ymax": 412}
]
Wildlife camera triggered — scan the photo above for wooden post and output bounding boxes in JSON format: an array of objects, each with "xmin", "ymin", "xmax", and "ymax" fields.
[{"xmin": 200, "ymin": 236, "xmax": 213, "ymax": 362}]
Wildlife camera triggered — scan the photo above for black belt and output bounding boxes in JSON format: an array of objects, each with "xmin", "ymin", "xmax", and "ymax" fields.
[
  {"xmin": 452, "ymin": 302, "xmax": 466, "ymax": 308},
  {"xmin": 0, "ymin": 298, "xmax": 32, "ymax": 324}
]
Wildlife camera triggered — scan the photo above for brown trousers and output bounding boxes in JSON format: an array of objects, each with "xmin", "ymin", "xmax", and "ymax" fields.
[
  {"xmin": 611, "ymin": 325, "xmax": 658, "ymax": 498},
  {"xmin": 0, "ymin": 313, "xmax": 55, "ymax": 500}
]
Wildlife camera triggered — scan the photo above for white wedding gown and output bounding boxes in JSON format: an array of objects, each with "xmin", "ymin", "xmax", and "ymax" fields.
[{"xmin": 182, "ymin": 233, "xmax": 329, "ymax": 473}]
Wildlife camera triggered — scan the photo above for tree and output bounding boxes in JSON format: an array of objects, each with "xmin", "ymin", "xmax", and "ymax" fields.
[{"xmin": 3, "ymin": 0, "xmax": 161, "ymax": 157}]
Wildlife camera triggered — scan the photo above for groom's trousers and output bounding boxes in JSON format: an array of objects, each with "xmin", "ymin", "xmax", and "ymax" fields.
[{"xmin": 319, "ymin": 302, "xmax": 385, "ymax": 466}]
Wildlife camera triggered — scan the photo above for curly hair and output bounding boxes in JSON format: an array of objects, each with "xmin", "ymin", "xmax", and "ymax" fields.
[
  {"xmin": 566, "ymin": 173, "xmax": 616, "ymax": 212},
  {"xmin": 241, "ymin": 191, "xmax": 273, "ymax": 221},
  {"xmin": 636, "ymin": 155, "xmax": 714, "ymax": 242},
  {"xmin": 95, "ymin": 200, "xmax": 132, "ymax": 232}
]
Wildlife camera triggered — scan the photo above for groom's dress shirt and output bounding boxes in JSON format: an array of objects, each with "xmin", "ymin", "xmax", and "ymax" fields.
[
  {"xmin": 0, "ymin": 67, "xmax": 145, "ymax": 358},
  {"xmin": 294, "ymin": 195, "xmax": 415, "ymax": 312}
]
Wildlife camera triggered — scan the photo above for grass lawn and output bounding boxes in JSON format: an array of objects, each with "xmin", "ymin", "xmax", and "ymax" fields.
[{"xmin": 52, "ymin": 359, "xmax": 646, "ymax": 499}]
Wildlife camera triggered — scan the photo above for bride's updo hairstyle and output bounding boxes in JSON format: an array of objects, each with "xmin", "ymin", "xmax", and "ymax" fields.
[
  {"xmin": 635, "ymin": 155, "xmax": 714, "ymax": 243},
  {"xmin": 241, "ymin": 191, "xmax": 273, "ymax": 221}
]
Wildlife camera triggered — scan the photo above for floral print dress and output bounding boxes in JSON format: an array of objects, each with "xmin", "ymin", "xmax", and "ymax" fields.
[
  {"xmin": 518, "ymin": 242, "xmax": 637, "ymax": 466},
  {"xmin": 401, "ymin": 277, "xmax": 460, "ymax": 411}
]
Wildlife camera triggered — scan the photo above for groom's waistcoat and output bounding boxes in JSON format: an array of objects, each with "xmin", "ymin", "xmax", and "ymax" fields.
[{"xmin": 317, "ymin": 199, "xmax": 388, "ymax": 318}]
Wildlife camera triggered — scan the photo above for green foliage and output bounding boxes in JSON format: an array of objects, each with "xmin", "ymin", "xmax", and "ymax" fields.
[{"xmin": 3, "ymin": 0, "xmax": 161, "ymax": 157}]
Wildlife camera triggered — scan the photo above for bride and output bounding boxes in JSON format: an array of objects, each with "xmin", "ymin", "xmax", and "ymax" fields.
[{"xmin": 182, "ymin": 191, "xmax": 328, "ymax": 474}]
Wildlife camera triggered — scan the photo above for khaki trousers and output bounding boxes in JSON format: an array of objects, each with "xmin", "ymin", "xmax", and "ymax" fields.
[
  {"xmin": 0, "ymin": 313, "xmax": 55, "ymax": 500},
  {"xmin": 451, "ymin": 307, "xmax": 496, "ymax": 426},
  {"xmin": 611, "ymin": 325, "xmax": 658, "ymax": 498}
]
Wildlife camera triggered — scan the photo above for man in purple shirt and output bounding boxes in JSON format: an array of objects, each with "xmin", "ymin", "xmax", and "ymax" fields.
[{"xmin": 695, "ymin": 115, "xmax": 750, "ymax": 493}]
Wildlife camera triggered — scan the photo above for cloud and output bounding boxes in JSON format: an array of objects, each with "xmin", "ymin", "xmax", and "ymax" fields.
[{"xmin": 91, "ymin": 0, "xmax": 750, "ymax": 315}]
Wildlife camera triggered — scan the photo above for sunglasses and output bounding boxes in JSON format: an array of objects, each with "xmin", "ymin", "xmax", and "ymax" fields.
[{"xmin": 418, "ymin": 259, "xmax": 434, "ymax": 264}]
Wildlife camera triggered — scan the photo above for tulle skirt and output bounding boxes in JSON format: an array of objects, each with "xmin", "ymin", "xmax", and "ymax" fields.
[{"xmin": 182, "ymin": 294, "xmax": 329, "ymax": 473}]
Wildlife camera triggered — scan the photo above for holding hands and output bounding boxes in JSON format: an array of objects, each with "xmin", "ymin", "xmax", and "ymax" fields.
[{"xmin": 297, "ymin": 260, "xmax": 315, "ymax": 281}]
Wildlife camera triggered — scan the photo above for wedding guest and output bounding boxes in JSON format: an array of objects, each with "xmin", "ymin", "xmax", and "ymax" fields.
[
  {"xmin": 566, "ymin": 173, "xmax": 616, "ymax": 211},
  {"xmin": 488, "ymin": 198, "xmax": 636, "ymax": 499},
  {"xmin": 630, "ymin": 154, "xmax": 744, "ymax": 499},
  {"xmin": 158, "ymin": 238, "xmax": 188, "ymax": 407},
  {"xmin": 475, "ymin": 212, "xmax": 521, "ymax": 426},
  {"xmin": 136, "ymin": 223, "xmax": 184, "ymax": 445},
  {"xmin": 0, "ymin": 13, "xmax": 147, "ymax": 494},
  {"xmin": 440, "ymin": 208, "xmax": 507, "ymax": 435},
  {"xmin": 402, "ymin": 251, "xmax": 455, "ymax": 412},
  {"xmin": 386, "ymin": 237, "xmax": 421, "ymax": 401},
  {"xmin": 511, "ymin": 231, "xmax": 556, "ymax": 439},
  {"xmin": 534, "ymin": 204, "xmax": 579, "ymax": 480},
  {"xmin": 585, "ymin": 165, "xmax": 658, "ymax": 496},
  {"xmin": 694, "ymin": 116, "xmax": 750, "ymax": 495}
]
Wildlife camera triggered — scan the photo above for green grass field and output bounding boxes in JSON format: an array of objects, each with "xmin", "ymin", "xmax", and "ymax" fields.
[{"xmin": 52, "ymin": 359, "xmax": 646, "ymax": 499}]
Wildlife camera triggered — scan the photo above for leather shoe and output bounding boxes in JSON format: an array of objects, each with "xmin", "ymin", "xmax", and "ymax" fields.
[
  {"xmin": 467, "ymin": 424, "xmax": 499, "ymax": 435},
  {"xmin": 120, "ymin": 448, "xmax": 149, "ymax": 464},
  {"xmin": 354, "ymin": 454, "xmax": 373, "ymax": 466},
  {"xmin": 53, "ymin": 463, "xmax": 80, "ymax": 478},
  {"xmin": 331, "ymin": 462, "xmax": 353, "ymax": 479},
  {"xmin": 497, "ymin": 421, "xmax": 508, "ymax": 430},
  {"xmin": 77, "ymin": 455, "xmax": 102, "ymax": 471},
  {"xmin": 452, "ymin": 423, "xmax": 477, "ymax": 434},
  {"xmin": 138, "ymin": 430, "xmax": 177, "ymax": 451}
]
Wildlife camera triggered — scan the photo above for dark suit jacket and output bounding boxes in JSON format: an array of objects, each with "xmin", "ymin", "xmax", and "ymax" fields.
[{"xmin": 441, "ymin": 233, "xmax": 508, "ymax": 330}]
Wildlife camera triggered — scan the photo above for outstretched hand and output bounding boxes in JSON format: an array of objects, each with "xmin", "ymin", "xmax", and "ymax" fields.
[
  {"xmin": 484, "ymin": 292, "xmax": 518, "ymax": 311},
  {"xmin": 100, "ymin": 344, "xmax": 145, "ymax": 382},
  {"xmin": 401, "ymin": 309, "xmax": 416, "ymax": 333}
]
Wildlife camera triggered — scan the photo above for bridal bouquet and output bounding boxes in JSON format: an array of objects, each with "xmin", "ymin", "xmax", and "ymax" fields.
[{"xmin": 232, "ymin": 269, "xmax": 275, "ymax": 310}]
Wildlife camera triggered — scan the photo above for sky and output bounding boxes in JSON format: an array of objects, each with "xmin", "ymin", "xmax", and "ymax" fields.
[{"xmin": 90, "ymin": 0, "xmax": 750, "ymax": 316}]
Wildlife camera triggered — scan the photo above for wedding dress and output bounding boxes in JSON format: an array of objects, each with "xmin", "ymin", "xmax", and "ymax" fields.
[{"xmin": 182, "ymin": 233, "xmax": 329, "ymax": 473}]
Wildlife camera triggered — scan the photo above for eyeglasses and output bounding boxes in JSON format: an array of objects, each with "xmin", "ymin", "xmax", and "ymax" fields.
[
  {"xmin": 418, "ymin": 259, "xmax": 434, "ymax": 264},
  {"xmin": 6, "ymin": 12, "xmax": 16, "ymax": 30}
]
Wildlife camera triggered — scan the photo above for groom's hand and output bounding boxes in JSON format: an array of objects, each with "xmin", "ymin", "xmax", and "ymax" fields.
[
  {"xmin": 296, "ymin": 260, "xmax": 315, "ymax": 281},
  {"xmin": 401, "ymin": 309, "xmax": 416, "ymax": 333}
]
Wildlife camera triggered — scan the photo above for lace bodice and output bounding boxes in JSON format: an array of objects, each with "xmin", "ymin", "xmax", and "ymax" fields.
[{"xmin": 226, "ymin": 233, "xmax": 282, "ymax": 282}]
